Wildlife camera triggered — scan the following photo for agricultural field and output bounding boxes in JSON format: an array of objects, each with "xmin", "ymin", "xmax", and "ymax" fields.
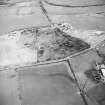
[{"xmin": 0, "ymin": 0, "xmax": 105, "ymax": 105}]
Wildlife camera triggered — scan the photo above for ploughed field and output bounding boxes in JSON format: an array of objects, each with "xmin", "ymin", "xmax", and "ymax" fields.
[{"xmin": 0, "ymin": 25, "xmax": 91, "ymax": 66}]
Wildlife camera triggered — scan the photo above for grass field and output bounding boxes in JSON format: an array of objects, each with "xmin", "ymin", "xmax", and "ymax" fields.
[{"xmin": 0, "ymin": 0, "xmax": 105, "ymax": 105}]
